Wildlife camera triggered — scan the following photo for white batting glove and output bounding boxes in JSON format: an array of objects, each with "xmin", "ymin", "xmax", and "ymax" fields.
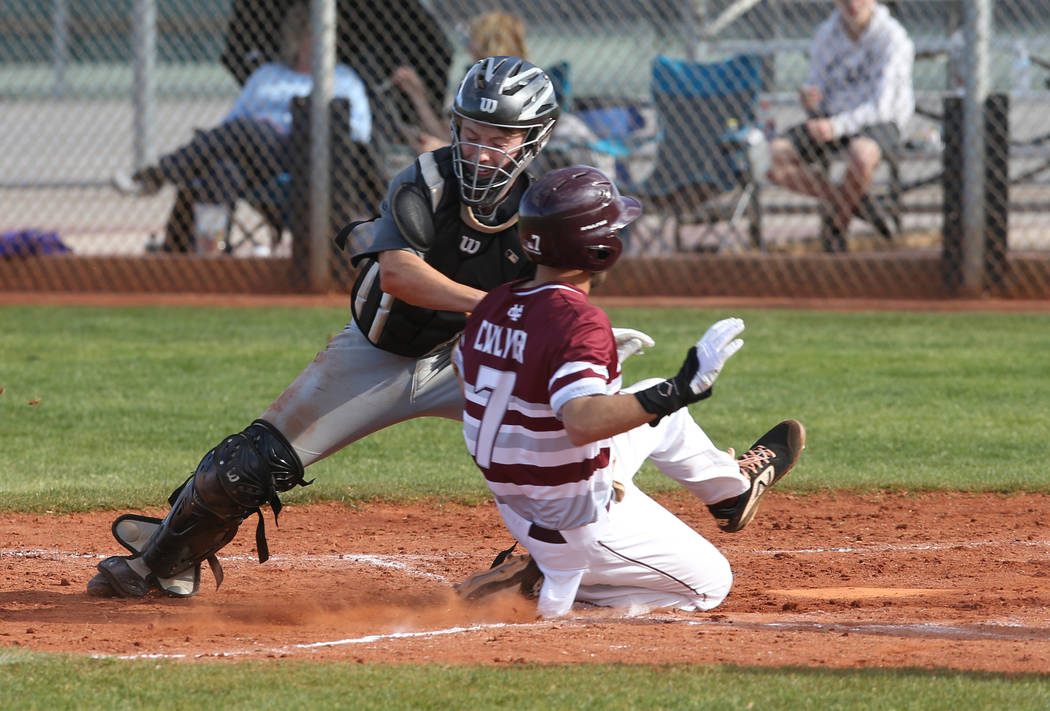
[
  {"xmin": 612, "ymin": 327, "xmax": 656, "ymax": 365},
  {"xmin": 689, "ymin": 317, "xmax": 745, "ymax": 395},
  {"xmin": 633, "ymin": 318, "xmax": 744, "ymax": 423}
]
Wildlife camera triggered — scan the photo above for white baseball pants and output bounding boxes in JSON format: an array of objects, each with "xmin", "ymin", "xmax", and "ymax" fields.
[{"xmin": 499, "ymin": 379, "xmax": 750, "ymax": 618}]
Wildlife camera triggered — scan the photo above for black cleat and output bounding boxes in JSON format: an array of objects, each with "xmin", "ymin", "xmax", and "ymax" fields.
[
  {"xmin": 709, "ymin": 420, "xmax": 806, "ymax": 532},
  {"xmin": 85, "ymin": 572, "xmax": 117, "ymax": 598},
  {"xmin": 94, "ymin": 556, "xmax": 152, "ymax": 598}
]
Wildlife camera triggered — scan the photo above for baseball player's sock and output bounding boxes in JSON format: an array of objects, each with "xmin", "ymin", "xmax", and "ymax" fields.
[{"xmin": 708, "ymin": 419, "xmax": 805, "ymax": 532}]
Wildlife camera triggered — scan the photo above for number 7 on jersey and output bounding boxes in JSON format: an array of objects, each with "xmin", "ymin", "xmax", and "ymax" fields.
[{"xmin": 471, "ymin": 365, "xmax": 517, "ymax": 468}]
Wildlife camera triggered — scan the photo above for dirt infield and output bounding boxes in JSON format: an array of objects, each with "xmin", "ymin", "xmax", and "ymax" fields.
[{"xmin": 3, "ymin": 492, "xmax": 1048, "ymax": 671}]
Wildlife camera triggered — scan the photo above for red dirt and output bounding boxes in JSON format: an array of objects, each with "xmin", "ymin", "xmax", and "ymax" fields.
[{"xmin": 3, "ymin": 491, "xmax": 1049, "ymax": 670}]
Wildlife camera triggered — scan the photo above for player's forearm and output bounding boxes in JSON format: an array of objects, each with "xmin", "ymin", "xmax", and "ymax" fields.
[
  {"xmin": 378, "ymin": 250, "xmax": 485, "ymax": 312},
  {"xmin": 561, "ymin": 394, "xmax": 654, "ymax": 446}
]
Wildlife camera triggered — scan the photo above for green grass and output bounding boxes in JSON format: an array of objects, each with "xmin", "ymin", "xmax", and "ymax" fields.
[
  {"xmin": 2, "ymin": 305, "xmax": 1049, "ymax": 511},
  {"xmin": 1, "ymin": 648, "xmax": 1049, "ymax": 710},
  {"xmin": 2, "ymin": 303, "xmax": 1049, "ymax": 705}
]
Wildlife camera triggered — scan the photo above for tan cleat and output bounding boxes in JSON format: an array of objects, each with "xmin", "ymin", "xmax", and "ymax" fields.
[{"xmin": 454, "ymin": 554, "xmax": 543, "ymax": 601}]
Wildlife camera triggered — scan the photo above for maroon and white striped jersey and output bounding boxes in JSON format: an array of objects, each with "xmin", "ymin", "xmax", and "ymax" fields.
[{"xmin": 453, "ymin": 279, "xmax": 621, "ymax": 530}]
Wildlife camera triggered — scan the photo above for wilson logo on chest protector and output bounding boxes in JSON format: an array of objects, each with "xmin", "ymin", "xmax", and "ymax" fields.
[{"xmin": 460, "ymin": 235, "xmax": 481, "ymax": 254}]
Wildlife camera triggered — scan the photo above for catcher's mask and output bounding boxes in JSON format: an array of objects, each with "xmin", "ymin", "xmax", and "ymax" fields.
[
  {"xmin": 518, "ymin": 165, "xmax": 641, "ymax": 273},
  {"xmin": 451, "ymin": 56, "xmax": 560, "ymax": 211}
]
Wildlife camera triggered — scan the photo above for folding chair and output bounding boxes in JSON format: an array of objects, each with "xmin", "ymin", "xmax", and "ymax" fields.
[
  {"xmin": 208, "ymin": 97, "xmax": 382, "ymax": 259},
  {"xmin": 547, "ymin": 60, "xmax": 572, "ymax": 113},
  {"xmin": 287, "ymin": 96, "xmax": 386, "ymax": 285},
  {"xmin": 216, "ymin": 173, "xmax": 291, "ymax": 255},
  {"xmin": 627, "ymin": 54, "xmax": 766, "ymax": 253},
  {"xmin": 534, "ymin": 62, "xmax": 643, "ymax": 183},
  {"xmin": 152, "ymin": 172, "xmax": 286, "ymax": 255}
]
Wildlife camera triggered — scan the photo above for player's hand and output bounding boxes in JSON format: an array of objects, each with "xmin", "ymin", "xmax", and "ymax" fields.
[
  {"xmin": 689, "ymin": 317, "xmax": 744, "ymax": 395},
  {"xmin": 632, "ymin": 318, "xmax": 744, "ymax": 423},
  {"xmin": 612, "ymin": 327, "xmax": 655, "ymax": 364}
]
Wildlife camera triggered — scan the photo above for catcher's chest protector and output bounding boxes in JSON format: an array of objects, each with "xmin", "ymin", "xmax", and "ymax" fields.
[{"xmin": 352, "ymin": 151, "xmax": 534, "ymax": 358}]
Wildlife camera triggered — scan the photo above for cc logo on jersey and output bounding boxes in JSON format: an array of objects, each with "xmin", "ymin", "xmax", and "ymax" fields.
[
  {"xmin": 479, "ymin": 97, "xmax": 498, "ymax": 113},
  {"xmin": 460, "ymin": 235, "xmax": 482, "ymax": 254}
]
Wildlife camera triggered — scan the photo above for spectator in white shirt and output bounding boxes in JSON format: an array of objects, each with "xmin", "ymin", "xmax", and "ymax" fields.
[{"xmin": 767, "ymin": 0, "xmax": 914, "ymax": 251}]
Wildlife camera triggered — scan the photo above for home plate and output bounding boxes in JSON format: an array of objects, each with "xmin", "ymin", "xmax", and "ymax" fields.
[{"xmin": 768, "ymin": 587, "xmax": 952, "ymax": 599}]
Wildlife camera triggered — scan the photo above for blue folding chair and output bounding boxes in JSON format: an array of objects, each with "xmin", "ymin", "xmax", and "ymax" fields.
[
  {"xmin": 536, "ymin": 61, "xmax": 648, "ymax": 183},
  {"xmin": 547, "ymin": 60, "xmax": 572, "ymax": 113},
  {"xmin": 628, "ymin": 54, "xmax": 767, "ymax": 252}
]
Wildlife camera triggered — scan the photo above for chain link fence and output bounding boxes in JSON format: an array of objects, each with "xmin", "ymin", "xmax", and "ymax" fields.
[{"xmin": 2, "ymin": 0, "xmax": 1049, "ymax": 298}]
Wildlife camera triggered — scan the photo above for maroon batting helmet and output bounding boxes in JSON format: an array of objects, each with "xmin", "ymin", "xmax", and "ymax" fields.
[{"xmin": 518, "ymin": 165, "xmax": 641, "ymax": 272}]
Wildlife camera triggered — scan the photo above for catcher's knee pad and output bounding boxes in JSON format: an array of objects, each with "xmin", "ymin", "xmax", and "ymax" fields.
[{"xmin": 141, "ymin": 419, "xmax": 308, "ymax": 582}]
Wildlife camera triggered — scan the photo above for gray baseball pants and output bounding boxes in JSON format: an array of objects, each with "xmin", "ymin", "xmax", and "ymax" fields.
[{"xmin": 260, "ymin": 321, "xmax": 462, "ymax": 467}]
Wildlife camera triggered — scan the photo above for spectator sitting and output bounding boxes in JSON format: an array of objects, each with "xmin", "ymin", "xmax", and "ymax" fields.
[
  {"xmin": 113, "ymin": 1, "xmax": 371, "ymax": 253},
  {"xmin": 390, "ymin": 11, "xmax": 528, "ymax": 155},
  {"xmin": 766, "ymin": 0, "xmax": 914, "ymax": 252}
]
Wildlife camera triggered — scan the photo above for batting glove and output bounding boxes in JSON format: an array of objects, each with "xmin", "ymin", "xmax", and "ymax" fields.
[
  {"xmin": 690, "ymin": 317, "xmax": 744, "ymax": 394},
  {"xmin": 634, "ymin": 318, "xmax": 745, "ymax": 423},
  {"xmin": 612, "ymin": 327, "xmax": 656, "ymax": 365}
]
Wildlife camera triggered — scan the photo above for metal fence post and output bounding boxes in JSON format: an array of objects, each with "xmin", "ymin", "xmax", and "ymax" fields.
[
  {"xmin": 308, "ymin": 0, "xmax": 335, "ymax": 292},
  {"xmin": 51, "ymin": 0, "xmax": 69, "ymax": 99},
  {"xmin": 958, "ymin": 0, "xmax": 991, "ymax": 296},
  {"xmin": 131, "ymin": 0, "xmax": 156, "ymax": 170}
]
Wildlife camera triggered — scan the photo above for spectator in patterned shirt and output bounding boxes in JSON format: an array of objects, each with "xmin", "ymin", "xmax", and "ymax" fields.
[
  {"xmin": 767, "ymin": 0, "xmax": 914, "ymax": 251},
  {"xmin": 452, "ymin": 165, "xmax": 805, "ymax": 618}
]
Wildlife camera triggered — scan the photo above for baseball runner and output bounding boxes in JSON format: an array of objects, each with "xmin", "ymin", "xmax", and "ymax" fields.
[
  {"xmin": 452, "ymin": 165, "xmax": 805, "ymax": 617},
  {"xmin": 88, "ymin": 56, "xmax": 636, "ymax": 599}
]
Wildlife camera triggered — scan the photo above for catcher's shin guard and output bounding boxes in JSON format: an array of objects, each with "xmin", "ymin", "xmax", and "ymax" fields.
[{"xmin": 138, "ymin": 419, "xmax": 308, "ymax": 591}]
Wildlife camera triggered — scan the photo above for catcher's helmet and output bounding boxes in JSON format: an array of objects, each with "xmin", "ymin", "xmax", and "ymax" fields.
[
  {"xmin": 518, "ymin": 165, "xmax": 641, "ymax": 273},
  {"xmin": 451, "ymin": 56, "xmax": 560, "ymax": 209}
]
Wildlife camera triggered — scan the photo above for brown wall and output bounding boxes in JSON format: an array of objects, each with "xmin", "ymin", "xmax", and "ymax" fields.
[{"xmin": 3, "ymin": 253, "xmax": 1050, "ymax": 299}]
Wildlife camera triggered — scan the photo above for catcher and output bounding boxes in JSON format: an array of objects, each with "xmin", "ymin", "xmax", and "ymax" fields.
[
  {"xmin": 88, "ymin": 57, "xmax": 657, "ymax": 599},
  {"xmin": 452, "ymin": 165, "xmax": 805, "ymax": 617}
]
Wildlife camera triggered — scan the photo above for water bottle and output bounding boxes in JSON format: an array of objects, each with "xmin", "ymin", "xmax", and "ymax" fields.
[
  {"xmin": 1011, "ymin": 42, "xmax": 1032, "ymax": 94},
  {"xmin": 193, "ymin": 203, "xmax": 228, "ymax": 254},
  {"xmin": 745, "ymin": 126, "xmax": 770, "ymax": 184}
]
